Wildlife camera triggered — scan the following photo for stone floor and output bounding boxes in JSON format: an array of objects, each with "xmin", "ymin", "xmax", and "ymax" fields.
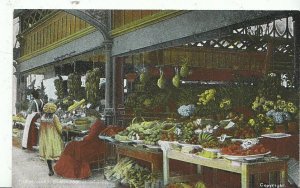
[{"xmin": 12, "ymin": 146, "xmax": 117, "ymax": 188}]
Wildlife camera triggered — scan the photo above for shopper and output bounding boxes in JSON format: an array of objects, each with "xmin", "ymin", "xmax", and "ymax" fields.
[
  {"xmin": 22, "ymin": 89, "xmax": 44, "ymax": 150},
  {"xmin": 54, "ymin": 109, "xmax": 106, "ymax": 179},
  {"xmin": 39, "ymin": 103, "xmax": 64, "ymax": 176}
]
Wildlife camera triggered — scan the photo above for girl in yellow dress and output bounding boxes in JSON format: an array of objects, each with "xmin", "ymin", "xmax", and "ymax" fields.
[{"xmin": 39, "ymin": 103, "xmax": 64, "ymax": 176}]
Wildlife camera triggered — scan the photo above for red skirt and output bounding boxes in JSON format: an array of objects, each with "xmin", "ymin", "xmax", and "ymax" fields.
[{"xmin": 27, "ymin": 114, "xmax": 40, "ymax": 150}]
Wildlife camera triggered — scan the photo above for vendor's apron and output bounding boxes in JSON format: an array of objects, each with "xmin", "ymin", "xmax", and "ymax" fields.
[{"xmin": 22, "ymin": 99, "xmax": 43, "ymax": 148}]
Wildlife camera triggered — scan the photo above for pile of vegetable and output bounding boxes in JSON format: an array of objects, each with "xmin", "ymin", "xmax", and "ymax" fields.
[
  {"xmin": 181, "ymin": 121, "xmax": 199, "ymax": 144},
  {"xmin": 12, "ymin": 114, "xmax": 26, "ymax": 123},
  {"xmin": 104, "ymin": 157, "xmax": 151, "ymax": 188},
  {"xmin": 115, "ymin": 121, "xmax": 165, "ymax": 145},
  {"xmin": 221, "ymin": 142, "xmax": 269, "ymax": 156}
]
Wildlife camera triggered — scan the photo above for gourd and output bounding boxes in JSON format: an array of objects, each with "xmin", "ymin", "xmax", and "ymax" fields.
[
  {"xmin": 180, "ymin": 63, "xmax": 189, "ymax": 78},
  {"xmin": 157, "ymin": 72, "xmax": 166, "ymax": 89},
  {"xmin": 195, "ymin": 181, "xmax": 206, "ymax": 188},
  {"xmin": 172, "ymin": 72, "xmax": 180, "ymax": 88},
  {"xmin": 140, "ymin": 72, "xmax": 149, "ymax": 85}
]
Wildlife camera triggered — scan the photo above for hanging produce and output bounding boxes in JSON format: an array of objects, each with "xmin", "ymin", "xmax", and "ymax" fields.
[
  {"xmin": 67, "ymin": 73, "xmax": 82, "ymax": 100},
  {"xmin": 180, "ymin": 62, "xmax": 189, "ymax": 78},
  {"xmin": 172, "ymin": 67, "xmax": 180, "ymax": 88},
  {"xmin": 85, "ymin": 68, "xmax": 101, "ymax": 105},
  {"xmin": 157, "ymin": 69, "xmax": 166, "ymax": 89},
  {"xmin": 54, "ymin": 75, "xmax": 65, "ymax": 99},
  {"xmin": 140, "ymin": 71, "xmax": 149, "ymax": 85}
]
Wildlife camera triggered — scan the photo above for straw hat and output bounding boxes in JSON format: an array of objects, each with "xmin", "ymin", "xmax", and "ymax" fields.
[{"xmin": 43, "ymin": 103, "xmax": 57, "ymax": 113}]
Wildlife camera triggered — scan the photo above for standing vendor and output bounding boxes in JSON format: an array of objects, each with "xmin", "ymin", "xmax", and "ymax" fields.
[{"xmin": 22, "ymin": 90, "xmax": 44, "ymax": 150}]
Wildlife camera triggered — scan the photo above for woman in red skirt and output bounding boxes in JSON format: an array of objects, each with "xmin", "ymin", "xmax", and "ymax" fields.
[
  {"xmin": 22, "ymin": 90, "xmax": 44, "ymax": 150},
  {"xmin": 54, "ymin": 110, "xmax": 106, "ymax": 179}
]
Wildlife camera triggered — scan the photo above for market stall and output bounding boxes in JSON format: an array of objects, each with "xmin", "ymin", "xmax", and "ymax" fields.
[
  {"xmin": 103, "ymin": 12, "xmax": 299, "ymax": 188},
  {"xmin": 12, "ymin": 9, "xmax": 299, "ymax": 188}
]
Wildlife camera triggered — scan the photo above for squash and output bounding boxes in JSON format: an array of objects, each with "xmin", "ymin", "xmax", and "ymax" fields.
[
  {"xmin": 157, "ymin": 72, "xmax": 166, "ymax": 89},
  {"xmin": 172, "ymin": 72, "xmax": 180, "ymax": 88},
  {"xmin": 180, "ymin": 63, "xmax": 189, "ymax": 77}
]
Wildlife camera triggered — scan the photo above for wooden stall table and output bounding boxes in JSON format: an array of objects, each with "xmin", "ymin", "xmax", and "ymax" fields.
[
  {"xmin": 261, "ymin": 134, "xmax": 299, "ymax": 160},
  {"xmin": 115, "ymin": 143, "xmax": 163, "ymax": 173},
  {"xmin": 159, "ymin": 141, "xmax": 287, "ymax": 188}
]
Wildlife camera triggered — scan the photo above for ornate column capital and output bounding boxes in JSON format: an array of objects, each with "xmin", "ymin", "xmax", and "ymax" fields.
[{"xmin": 103, "ymin": 40, "xmax": 113, "ymax": 51}]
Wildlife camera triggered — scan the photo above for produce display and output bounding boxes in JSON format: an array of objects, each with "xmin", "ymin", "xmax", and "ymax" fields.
[
  {"xmin": 181, "ymin": 121, "xmax": 199, "ymax": 144},
  {"xmin": 221, "ymin": 142, "xmax": 269, "ymax": 156},
  {"xmin": 195, "ymin": 149, "xmax": 218, "ymax": 159},
  {"xmin": 67, "ymin": 73, "xmax": 82, "ymax": 100},
  {"xmin": 67, "ymin": 99, "xmax": 85, "ymax": 112},
  {"xmin": 104, "ymin": 157, "xmax": 151, "ymax": 188},
  {"xmin": 198, "ymin": 132, "xmax": 215, "ymax": 145},
  {"xmin": 12, "ymin": 114, "xmax": 26, "ymax": 123},
  {"xmin": 197, "ymin": 89, "xmax": 216, "ymax": 106},
  {"xmin": 85, "ymin": 68, "xmax": 101, "ymax": 105},
  {"xmin": 74, "ymin": 117, "xmax": 91, "ymax": 130},
  {"xmin": 54, "ymin": 75, "xmax": 65, "ymax": 99},
  {"xmin": 143, "ymin": 123, "xmax": 164, "ymax": 145},
  {"xmin": 115, "ymin": 120, "xmax": 165, "ymax": 145}
]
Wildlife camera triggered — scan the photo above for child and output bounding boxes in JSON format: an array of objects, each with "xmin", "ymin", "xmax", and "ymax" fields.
[{"xmin": 39, "ymin": 103, "xmax": 64, "ymax": 176}]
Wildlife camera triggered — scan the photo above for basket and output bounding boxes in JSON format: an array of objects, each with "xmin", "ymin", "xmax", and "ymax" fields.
[
  {"xmin": 131, "ymin": 116, "xmax": 145, "ymax": 125},
  {"xmin": 161, "ymin": 121, "xmax": 176, "ymax": 134}
]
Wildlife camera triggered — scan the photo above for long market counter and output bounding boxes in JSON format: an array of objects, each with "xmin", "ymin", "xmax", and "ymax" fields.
[
  {"xmin": 162, "ymin": 149, "xmax": 287, "ymax": 188},
  {"xmin": 107, "ymin": 139, "xmax": 289, "ymax": 188}
]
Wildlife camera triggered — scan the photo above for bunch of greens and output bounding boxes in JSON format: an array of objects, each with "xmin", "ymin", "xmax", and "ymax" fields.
[{"xmin": 104, "ymin": 157, "xmax": 151, "ymax": 188}]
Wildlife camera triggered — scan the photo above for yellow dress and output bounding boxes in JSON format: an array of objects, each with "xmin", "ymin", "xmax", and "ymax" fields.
[{"xmin": 39, "ymin": 114, "xmax": 64, "ymax": 160}]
